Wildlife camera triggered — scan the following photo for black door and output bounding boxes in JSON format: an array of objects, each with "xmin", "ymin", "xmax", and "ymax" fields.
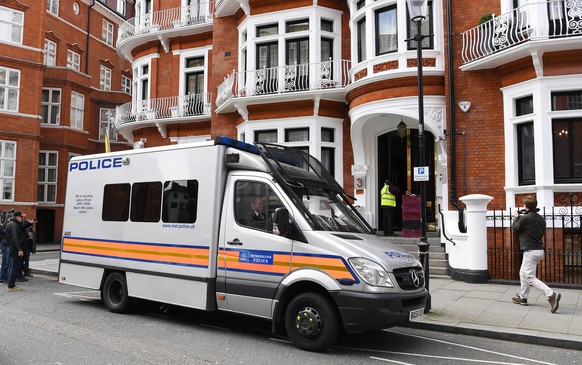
[
  {"xmin": 256, "ymin": 42, "xmax": 278, "ymax": 94},
  {"xmin": 36, "ymin": 209, "xmax": 55, "ymax": 244},
  {"xmin": 286, "ymin": 38, "xmax": 309, "ymax": 91}
]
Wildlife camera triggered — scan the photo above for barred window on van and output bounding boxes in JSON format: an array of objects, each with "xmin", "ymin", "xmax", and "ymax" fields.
[
  {"xmin": 130, "ymin": 182, "xmax": 162, "ymax": 222},
  {"xmin": 162, "ymin": 180, "xmax": 199, "ymax": 223},
  {"xmin": 102, "ymin": 183, "xmax": 130, "ymax": 221}
]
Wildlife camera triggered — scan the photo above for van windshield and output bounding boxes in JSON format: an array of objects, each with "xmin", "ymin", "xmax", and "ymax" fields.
[{"xmin": 291, "ymin": 186, "xmax": 371, "ymax": 233}]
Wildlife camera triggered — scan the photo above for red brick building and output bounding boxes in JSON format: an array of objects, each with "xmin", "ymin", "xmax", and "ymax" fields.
[
  {"xmin": 0, "ymin": 0, "xmax": 132, "ymax": 242},
  {"xmin": 3, "ymin": 0, "xmax": 580, "ymax": 283}
]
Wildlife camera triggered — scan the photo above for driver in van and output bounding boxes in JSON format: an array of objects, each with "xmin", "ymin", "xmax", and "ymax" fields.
[{"xmin": 243, "ymin": 195, "xmax": 266, "ymax": 229}]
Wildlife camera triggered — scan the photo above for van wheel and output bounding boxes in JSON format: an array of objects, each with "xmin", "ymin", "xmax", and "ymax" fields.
[
  {"xmin": 284, "ymin": 292, "xmax": 340, "ymax": 352},
  {"xmin": 101, "ymin": 272, "xmax": 132, "ymax": 313}
]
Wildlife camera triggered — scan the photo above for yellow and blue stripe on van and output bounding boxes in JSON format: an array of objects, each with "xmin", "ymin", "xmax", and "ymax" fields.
[
  {"xmin": 62, "ymin": 236, "xmax": 210, "ymax": 268},
  {"xmin": 218, "ymin": 248, "xmax": 359, "ymax": 283}
]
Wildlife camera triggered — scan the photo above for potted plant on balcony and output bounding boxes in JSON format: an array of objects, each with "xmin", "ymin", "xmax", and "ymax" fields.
[{"xmin": 478, "ymin": 13, "xmax": 496, "ymax": 54}]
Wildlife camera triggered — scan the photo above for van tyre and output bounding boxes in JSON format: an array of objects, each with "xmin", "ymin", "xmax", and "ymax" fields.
[
  {"xmin": 101, "ymin": 272, "xmax": 132, "ymax": 313},
  {"xmin": 284, "ymin": 292, "xmax": 340, "ymax": 352}
]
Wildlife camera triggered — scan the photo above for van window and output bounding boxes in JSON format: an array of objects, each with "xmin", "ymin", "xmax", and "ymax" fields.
[
  {"xmin": 162, "ymin": 180, "xmax": 198, "ymax": 223},
  {"xmin": 102, "ymin": 183, "xmax": 130, "ymax": 221},
  {"xmin": 234, "ymin": 181, "xmax": 284, "ymax": 232},
  {"xmin": 130, "ymin": 182, "xmax": 162, "ymax": 222}
]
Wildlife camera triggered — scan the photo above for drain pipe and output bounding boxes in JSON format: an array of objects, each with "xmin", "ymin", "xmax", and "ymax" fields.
[
  {"xmin": 85, "ymin": 0, "xmax": 96, "ymax": 74},
  {"xmin": 446, "ymin": 0, "xmax": 466, "ymax": 233}
]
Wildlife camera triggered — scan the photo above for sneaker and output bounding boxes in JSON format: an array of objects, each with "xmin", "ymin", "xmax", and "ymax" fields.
[
  {"xmin": 7, "ymin": 286, "xmax": 22, "ymax": 292},
  {"xmin": 549, "ymin": 292, "xmax": 561, "ymax": 313},
  {"xmin": 512, "ymin": 295, "xmax": 528, "ymax": 306}
]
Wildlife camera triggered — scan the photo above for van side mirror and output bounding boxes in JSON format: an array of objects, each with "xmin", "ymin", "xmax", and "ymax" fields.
[{"xmin": 272, "ymin": 207, "xmax": 306, "ymax": 242}]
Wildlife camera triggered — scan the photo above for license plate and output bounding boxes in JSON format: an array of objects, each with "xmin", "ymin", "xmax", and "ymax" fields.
[{"xmin": 409, "ymin": 307, "xmax": 424, "ymax": 321}]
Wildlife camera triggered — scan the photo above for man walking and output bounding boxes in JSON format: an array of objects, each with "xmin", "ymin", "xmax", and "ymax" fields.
[
  {"xmin": 511, "ymin": 196, "xmax": 561, "ymax": 313},
  {"xmin": 4, "ymin": 211, "xmax": 27, "ymax": 292}
]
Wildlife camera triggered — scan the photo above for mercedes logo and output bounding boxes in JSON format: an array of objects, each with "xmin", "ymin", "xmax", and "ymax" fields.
[{"xmin": 410, "ymin": 268, "xmax": 420, "ymax": 287}]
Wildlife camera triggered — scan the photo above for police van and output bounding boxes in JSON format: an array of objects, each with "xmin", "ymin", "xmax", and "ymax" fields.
[{"xmin": 59, "ymin": 137, "xmax": 427, "ymax": 351}]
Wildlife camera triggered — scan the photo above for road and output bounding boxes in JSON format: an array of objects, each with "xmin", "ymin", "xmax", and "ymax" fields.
[{"xmin": 1, "ymin": 274, "xmax": 580, "ymax": 365}]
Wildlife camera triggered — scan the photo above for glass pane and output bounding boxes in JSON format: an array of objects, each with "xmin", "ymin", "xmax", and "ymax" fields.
[
  {"xmin": 286, "ymin": 20, "xmax": 309, "ymax": 32},
  {"xmin": 8, "ymin": 71, "xmax": 19, "ymax": 86},
  {"xmin": 4, "ymin": 143, "xmax": 14, "ymax": 159},
  {"xmin": 321, "ymin": 39, "xmax": 332, "ymax": 62},
  {"xmin": 38, "ymin": 168, "xmax": 46, "ymax": 182},
  {"xmin": 11, "ymin": 26, "xmax": 22, "ymax": 43},
  {"xmin": 51, "ymin": 106, "xmax": 60, "ymax": 124},
  {"xmin": 255, "ymin": 130, "xmax": 277, "ymax": 143},
  {"xmin": 162, "ymin": 180, "xmax": 199, "ymax": 223},
  {"xmin": 186, "ymin": 57, "xmax": 204, "ymax": 68},
  {"xmin": 377, "ymin": 6, "xmax": 397, "ymax": 54},
  {"xmin": 39, "ymin": 153, "xmax": 46, "ymax": 166},
  {"xmin": 321, "ymin": 128, "xmax": 334, "ymax": 142},
  {"xmin": 48, "ymin": 153, "xmax": 57, "ymax": 166},
  {"xmin": 3, "ymin": 180, "xmax": 12, "ymax": 200},
  {"xmin": 552, "ymin": 91, "xmax": 582, "ymax": 111},
  {"xmin": 42, "ymin": 89, "xmax": 50, "ymax": 102},
  {"xmin": 47, "ymin": 185, "xmax": 56, "ymax": 202},
  {"xmin": 130, "ymin": 182, "xmax": 162, "ymax": 222},
  {"xmin": 257, "ymin": 24, "xmax": 278, "ymax": 37},
  {"xmin": 0, "ymin": 69, "xmax": 5, "ymax": 84},
  {"xmin": 516, "ymin": 96, "xmax": 534, "ymax": 116},
  {"xmin": 48, "ymin": 169, "xmax": 57, "ymax": 182},
  {"xmin": 358, "ymin": 19, "xmax": 366, "ymax": 62},
  {"xmin": 321, "ymin": 147, "xmax": 335, "ymax": 176},
  {"xmin": 553, "ymin": 120, "xmax": 570, "ymax": 179},
  {"xmin": 52, "ymin": 90, "xmax": 61, "ymax": 103},
  {"xmin": 518, "ymin": 123, "xmax": 535, "ymax": 183},
  {"xmin": 103, "ymin": 183, "xmax": 131, "ymax": 221},
  {"xmin": 285, "ymin": 128, "xmax": 309, "ymax": 142},
  {"xmin": 321, "ymin": 19, "xmax": 333, "ymax": 32},
  {"xmin": 4, "ymin": 161, "xmax": 14, "ymax": 176},
  {"xmin": 37, "ymin": 185, "xmax": 45, "ymax": 202},
  {"xmin": 0, "ymin": 89, "xmax": 5, "ymax": 109},
  {"xmin": 41, "ymin": 105, "xmax": 49, "ymax": 123},
  {"xmin": 269, "ymin": 45, "xmax": 278, "ymax": 68},
  {"xmin": 7, "ymin": 89, "xmax": 17, "ymax": 110},
  {"xmin": 12, "ymin": 12, "xmax": 23, "ymax": 24}
]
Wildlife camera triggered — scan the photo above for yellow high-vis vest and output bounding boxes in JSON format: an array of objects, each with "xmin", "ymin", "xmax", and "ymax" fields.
[{"xmin": 381, "ymin": 184, "xmax": 396, "ymax": 207}]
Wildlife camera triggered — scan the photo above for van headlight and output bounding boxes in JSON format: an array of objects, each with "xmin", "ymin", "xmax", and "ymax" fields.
[{"xmin": 349, "ymin": 258, "xmax": 394, "ymax": 287}]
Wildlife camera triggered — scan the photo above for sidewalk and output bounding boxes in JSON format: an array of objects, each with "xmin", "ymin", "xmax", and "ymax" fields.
[{"xmin": 28, "ymin": 245, "xmax": 582, "ymax": 350}]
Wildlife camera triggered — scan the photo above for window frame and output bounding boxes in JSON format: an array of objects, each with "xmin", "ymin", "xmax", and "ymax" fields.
[
  {"xmin": 46, "ymin": 0, "xmax": 59, "ymax": 16},
  {"xmin": 37, "ymin": 150, "xmax": 58, "ymax": 203},
  {"xmin": 100, "ymin": 65, "xmax": 112, "ymax": 91},
  {"xmin": 99, "ymin": 108, "xmax": 117, "ymax": 141},
  {"xmin": 0, "ymin": 5, "xmax": 24, "ymax": 44},
  {"xmin": 0, "ymin": 66, "xmax": 20, "ymax": 112},
  {"xmin": 0, "ymin": 140, "xmax": 16, "ymax": 202},
  {"xmin": 67, "ymin": 50, "xmax": 81, "ymax": 71},
  {"xmin": 41, "ymin": 88, "xmax": 61, "ymax": 125},
  {"xmin": 44, "ymin": 39, "xmax": 57, "ymax": 66},
  {"xmin": 517, "ymin": 122, "xmax": 535, "ymax": 186},
  {"xmin": 375, "ymin": 4, "xmax": 398, "ymax": 56},
  {"xmin": 102, "ymin": 19, "xmax": 115, "ymax": 46},
  {"xmin": 552, "ymin": 118, "xmax": 582, "ymax": 183},
  {"xmin": 357, "ymin": 17, "xmax": 367, "ymax": 62},
  {"xmin": 70, "ymin": 91, "xmax": 85, "ymax": 130},
  {"xmin": 121, "ymin": 75, "xmax": 131, "ymax": 94}
]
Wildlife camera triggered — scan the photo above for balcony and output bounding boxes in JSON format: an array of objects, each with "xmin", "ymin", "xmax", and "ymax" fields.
[
  {"xmin": 116, "ymin": 3, "xmax": 214, "ymax": 61},
  {"xmin": 115, "ymin": 93, "xmax": 212, "ymax": 142},
  {"xmin": 216, "ymin": 59, "xmax": 351, "ymax": 113},
  {"xmin": 461, "ymin": 0, "xmax": 582, "ymax": 71}
]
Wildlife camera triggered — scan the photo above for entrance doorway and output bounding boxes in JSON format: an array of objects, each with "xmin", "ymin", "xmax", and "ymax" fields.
[
  {"xmin": 377, "ymin": 129, "xmax": 436, "ymax": 232},
  {"xmin": 36, "ymin": 209, "xmax": 55, "ymax": 244}
]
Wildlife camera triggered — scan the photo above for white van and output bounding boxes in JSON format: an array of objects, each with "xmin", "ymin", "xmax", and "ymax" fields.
[{"xmin": 59, "ymin": 137, "xmax": 427, "ymax": 351}]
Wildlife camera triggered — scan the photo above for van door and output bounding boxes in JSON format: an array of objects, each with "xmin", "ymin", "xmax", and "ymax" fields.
[{"xmin": 218, "ymin": 177, "xmax": 294, "ymax": 318}]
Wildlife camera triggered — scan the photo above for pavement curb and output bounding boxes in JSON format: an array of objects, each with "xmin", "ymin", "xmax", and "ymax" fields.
[
  {"xmin": 405, "ymin": 320, "xmax": 582, "ymax": 351},
  {"xmin": 30, "ymin": 268, "xmax": 58, "ymax": 278}
]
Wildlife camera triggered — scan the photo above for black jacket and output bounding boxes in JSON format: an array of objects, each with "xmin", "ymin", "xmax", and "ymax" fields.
[
  {"xmin": 5, "ymin": 218, "xmax": 27, "ymax": 251},
  {"xmin": 512, "ymin": 211, "xmax": 546, "ymax": 251}
]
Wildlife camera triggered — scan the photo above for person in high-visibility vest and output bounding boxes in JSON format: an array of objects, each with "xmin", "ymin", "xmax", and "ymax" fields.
[{"xmin": 380, "ymin": 179, "xmax": 400, "ymax": 236}]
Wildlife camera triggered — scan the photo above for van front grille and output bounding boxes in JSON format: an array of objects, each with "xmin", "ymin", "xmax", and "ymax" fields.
[{"xmin": 393, "ymin": 267, "xmax": 425, "ymax": 290}]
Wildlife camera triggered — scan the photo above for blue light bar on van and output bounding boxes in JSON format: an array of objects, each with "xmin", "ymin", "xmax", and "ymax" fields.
[{"xmin": 214, "ymin": 136, "xmax": 260, "ymax": 155}]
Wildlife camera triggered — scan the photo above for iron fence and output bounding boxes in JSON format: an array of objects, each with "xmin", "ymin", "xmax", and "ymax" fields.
[{"xmin": 487, "ymin": 193, "xmax": 582, "ymax": 287}]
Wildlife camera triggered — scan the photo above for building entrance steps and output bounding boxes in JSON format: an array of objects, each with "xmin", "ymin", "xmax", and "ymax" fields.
[{"xmin": 382, "ymin": 232, "xmax": 449, "ymax": 277}]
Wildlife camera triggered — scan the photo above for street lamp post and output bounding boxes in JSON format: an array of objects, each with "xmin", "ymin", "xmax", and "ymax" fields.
[{"xmin": 406, "ymin": 0, "xmax": 431, "ymax": 312}]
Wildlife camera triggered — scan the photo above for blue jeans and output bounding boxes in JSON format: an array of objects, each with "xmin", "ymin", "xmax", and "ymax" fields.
[
  {"xmin": 7, "ymin": 246, "xmax": 23, "ymax": 288},
  {"xmin": 0, "ymin": 244, "xmax": 8, "ymax": 282}
]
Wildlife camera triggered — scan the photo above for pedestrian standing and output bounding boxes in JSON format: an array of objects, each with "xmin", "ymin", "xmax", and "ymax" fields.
[
  {"xmin": 4, "ymin": 211, "xmax": 27, "ymax": 292},
  {"xmin": 380, "ymin": 179, "xmax": 400, "ymax": 236},
  {"xmin": 511, "ymin": 196, "xmax": 561, "ymax": 313},
  {"xmin": 0, "ymin": 221, "xmax": 8, "ymax": 284}
]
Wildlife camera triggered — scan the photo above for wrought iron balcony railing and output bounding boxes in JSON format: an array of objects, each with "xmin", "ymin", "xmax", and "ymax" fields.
[
  {"xmin": 216, "ymin": 59, "xmax": 351, "ymax": 108},
  {"xmin": 117, "ymin": 3, "xmax": 214, "ymax": 44},
  {"xmin": 115, "ymin": 93, "xmax": 212, "ymax": 129},
  {"xmin": 461, "ymin": 0, "xmax": 582, "ymax": 65}
]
